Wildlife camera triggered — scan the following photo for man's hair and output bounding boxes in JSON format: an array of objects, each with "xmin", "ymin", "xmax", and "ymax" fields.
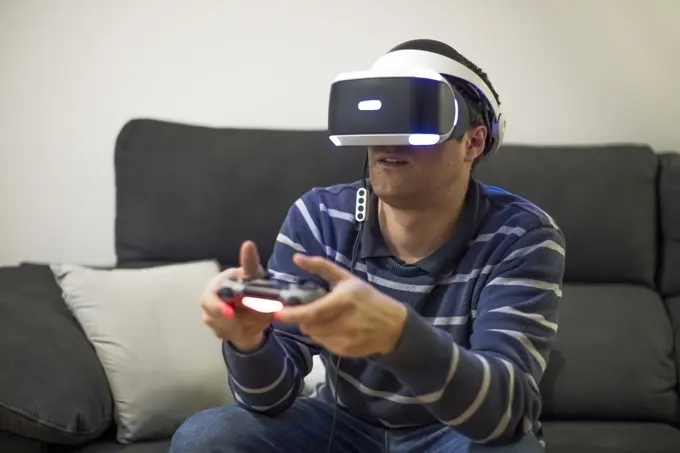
[{"xmin": 387, "ymin": 39, "xmax": 501, "ymax": 134}]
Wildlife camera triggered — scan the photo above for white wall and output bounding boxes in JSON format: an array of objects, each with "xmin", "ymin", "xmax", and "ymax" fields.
[{"xmin": 1, "ymin": 0, "xmax": 678, "ymax": 266}]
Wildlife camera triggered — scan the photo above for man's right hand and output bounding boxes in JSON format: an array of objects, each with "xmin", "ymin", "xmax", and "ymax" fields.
[{"xmin": 201, "ymin": 240, "xmax": 273, "ymax": 352}]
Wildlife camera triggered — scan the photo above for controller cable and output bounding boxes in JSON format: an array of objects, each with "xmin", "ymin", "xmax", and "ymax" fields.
[{"xmin": 325, "ymin": 155, "xmax": 369, "ymax": 453}]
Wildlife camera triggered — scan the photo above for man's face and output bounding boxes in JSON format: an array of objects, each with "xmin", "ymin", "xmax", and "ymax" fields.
[{"xmin": 367, "ymin": 127, "xmax": 486, "ymax": 209}]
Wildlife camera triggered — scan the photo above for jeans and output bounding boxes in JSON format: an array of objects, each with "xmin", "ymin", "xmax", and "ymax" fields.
[{"xmin": 169, "ymin": 397, "xmax": 544, "ymax": 453}]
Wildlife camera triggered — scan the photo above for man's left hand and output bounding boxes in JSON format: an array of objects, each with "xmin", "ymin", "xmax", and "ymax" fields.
[{"xmin": 276, "ymin": 254, "xmax": 408, "ymax": 358}]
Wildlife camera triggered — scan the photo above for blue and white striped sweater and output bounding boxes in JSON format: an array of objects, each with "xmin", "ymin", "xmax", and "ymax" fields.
[{"xmin": 223, "ymin": 179, "xmax": 565, "ymax": 443}]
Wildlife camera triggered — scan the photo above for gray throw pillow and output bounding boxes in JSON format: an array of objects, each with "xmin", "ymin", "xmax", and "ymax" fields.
[{"xmin": 51, "ymin": 261, "xmax": 234, "ymax": 444}]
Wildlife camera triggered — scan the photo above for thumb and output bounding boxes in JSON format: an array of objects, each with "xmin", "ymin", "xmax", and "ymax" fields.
[
  {"xmin": 240, "ymin": 241, "xmax": 261, "ymax": 279},
  {"xmin": 293, "ymin": 253, "xmax": 352, "ymax": 285}
]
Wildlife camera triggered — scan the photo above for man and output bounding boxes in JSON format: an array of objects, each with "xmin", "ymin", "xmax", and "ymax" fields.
[{"xmin": 170, "ymin": 39, "xmax": 565, "ymax": 453}]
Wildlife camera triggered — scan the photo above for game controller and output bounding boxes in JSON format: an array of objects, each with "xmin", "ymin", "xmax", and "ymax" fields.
[{"xmin": 216, "ymin": 275, "xmax": 328, "ymax": 314}]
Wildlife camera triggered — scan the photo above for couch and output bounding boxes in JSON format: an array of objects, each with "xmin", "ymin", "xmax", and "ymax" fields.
[{"xmin": 1, "ymin": 118, "xmax": 679, "ymax": 453}]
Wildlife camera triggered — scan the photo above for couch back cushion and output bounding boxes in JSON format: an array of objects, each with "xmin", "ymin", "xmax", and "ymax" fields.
[
  {"xmin": 660, "ymin": 153, "xmax": 680, "ymax": 399},
  {"xmin": 659, "ymin": 153, "xmax": 680, "ymax": 297},
  {"xmin": 476, "ymin": 145, "xmax": 680, "ymax": 424},
  {"xmin": 474, "ymin": 144, "xmax": 658, "ymax": 286},
  {"xmin": 114, "ymin": 119, "xmax": 364, "ymax": 266}
]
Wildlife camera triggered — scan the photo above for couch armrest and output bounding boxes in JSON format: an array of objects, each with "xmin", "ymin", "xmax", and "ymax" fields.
[{"xmin": 0, "ymin": 264, "xmax": 112, "ymax": 445}]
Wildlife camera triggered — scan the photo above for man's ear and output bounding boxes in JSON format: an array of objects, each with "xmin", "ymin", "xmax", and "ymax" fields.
[{"xmin": 464, "ymin": 126, "xmax": 487, "ymax": 163}]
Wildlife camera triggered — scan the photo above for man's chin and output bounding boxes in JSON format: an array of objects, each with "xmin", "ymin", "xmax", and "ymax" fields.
[{"xmin": 372, "ymin": 186, "xmax": 420, "ymax": 210}]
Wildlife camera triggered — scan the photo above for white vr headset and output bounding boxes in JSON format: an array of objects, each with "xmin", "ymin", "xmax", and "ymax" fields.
[{"xmin": 327, "ymin": 49, "xmax": 506, "ymax": 158}]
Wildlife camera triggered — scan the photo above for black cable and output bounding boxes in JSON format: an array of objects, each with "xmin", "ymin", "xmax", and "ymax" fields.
[{"xmin": 325, "ymin": 154, "xmax": 369, "ymax": 453}]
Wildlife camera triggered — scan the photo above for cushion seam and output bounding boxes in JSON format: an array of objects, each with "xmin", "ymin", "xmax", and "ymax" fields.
[{"xmin": 0, "ymin": 399, "xmax": 112, "ymax": 435}]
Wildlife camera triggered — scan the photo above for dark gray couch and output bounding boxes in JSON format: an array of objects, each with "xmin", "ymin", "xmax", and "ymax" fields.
[{"xmin": 1, "ymin": 118, "xmax": 679, "ymax": 453}]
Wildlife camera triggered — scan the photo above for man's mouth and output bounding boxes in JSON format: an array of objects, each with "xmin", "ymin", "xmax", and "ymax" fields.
[{"xmin": 378, "ymin": 157, "xmax": 409, "ymax": 166}]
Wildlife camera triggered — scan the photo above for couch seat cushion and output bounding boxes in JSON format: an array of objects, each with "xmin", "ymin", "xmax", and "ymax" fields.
[
  {"xmin": 543, "ymin": 421, "xmax": 680, "ymax": 453},
  {"xmin": 52, "ymin": 439, "xmax": 170, "ymax": 453},
  {"xmin": 539, "ymin": 284, "xmax": 679, "ymax": 423}
]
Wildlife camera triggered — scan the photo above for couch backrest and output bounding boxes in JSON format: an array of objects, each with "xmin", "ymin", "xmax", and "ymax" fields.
[
  {"xmin": 475, "ymin": 146, "xmax": 680, "ymax": 425},
  {"xmin": 660, "ymin": 152, "xmax": 680, "ymax": 298},
  {"xmin": 114, "ymin": 119, "xmax": 364, "ymax": 267},
  {"xmin": 659, "ymin": 152, "xmax": 680, "ymax": 403},
  {"xmin": 116, "ymin": 123, "xmax": 665, "ymax": 287},
  {"xmin": 114, "ymin": 120, "xmax": 680, "ymax": 425},
  {"xmin": 474, "ymin": 144, "xmax": 659, "ymax": 287}
]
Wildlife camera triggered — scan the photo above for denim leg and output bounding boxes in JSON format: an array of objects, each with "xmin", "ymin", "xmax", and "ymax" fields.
[
  {"xmin": 390, "ymin": 424, "xmax": 544, "ymax": 453},
  {"xmin": 169, "ymin": 397, "xmax": 385, "ymax": 453}
]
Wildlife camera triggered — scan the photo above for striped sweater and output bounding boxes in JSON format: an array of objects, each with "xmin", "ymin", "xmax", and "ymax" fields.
[{"xmin": 223, "ymin": 178, "xmax": 566, "ymax": 443}]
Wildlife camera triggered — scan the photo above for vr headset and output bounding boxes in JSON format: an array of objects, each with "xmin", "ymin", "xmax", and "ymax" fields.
[{"xmin": 327, "ymin": 49, "xmax": 506, "ymax": 158}]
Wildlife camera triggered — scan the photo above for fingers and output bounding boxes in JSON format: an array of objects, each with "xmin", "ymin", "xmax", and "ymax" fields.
[
  {"xmin": 208, "ymin": 239, "xmax": 262, "ymax": 295},
  {"xmin": 201, "ymin": 290, "xmax": 226, "ymax": 316},
  {"xmin": 276, "ymin": 302, "xmax": 342, "ymax": 325},
  {"xmin": 208, "ymin": 267, "xmax": 240, "ymax": 293},
  {"xmin": 221, "ymin": 303, "xmax": 235, "ymax": 318},
  {"xmin": 293, "ymin": 254, "xmax": 352, "ymax": 285},
  {"xmin": 276, "ymin": 287, "xmax": 351, "ymax": 325},
  {"xmin": 203, "ymin": 293, "xmax": 272, "ymax": 324},
  {"xmin": 240, "ymin": 241, "xmax": 261, "ymax": 279},
  {"xmin": 205, "ymin": 240, "xmax": 262, "ymax": 321}
]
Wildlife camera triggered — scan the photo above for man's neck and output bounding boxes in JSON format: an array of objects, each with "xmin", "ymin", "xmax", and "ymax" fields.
[{"xmin": 378, "ymin": 182, "xmax": 469, "ymax": 264}]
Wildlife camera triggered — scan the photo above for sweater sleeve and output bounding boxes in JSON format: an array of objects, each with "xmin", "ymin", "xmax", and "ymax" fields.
[
  {"xmin": 222, "ymin": 194, "xmax": 326, "ymax": 415},
  {"xmin": 376, "ymin": 225, "xmax": 565, "ymax": 443}
]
